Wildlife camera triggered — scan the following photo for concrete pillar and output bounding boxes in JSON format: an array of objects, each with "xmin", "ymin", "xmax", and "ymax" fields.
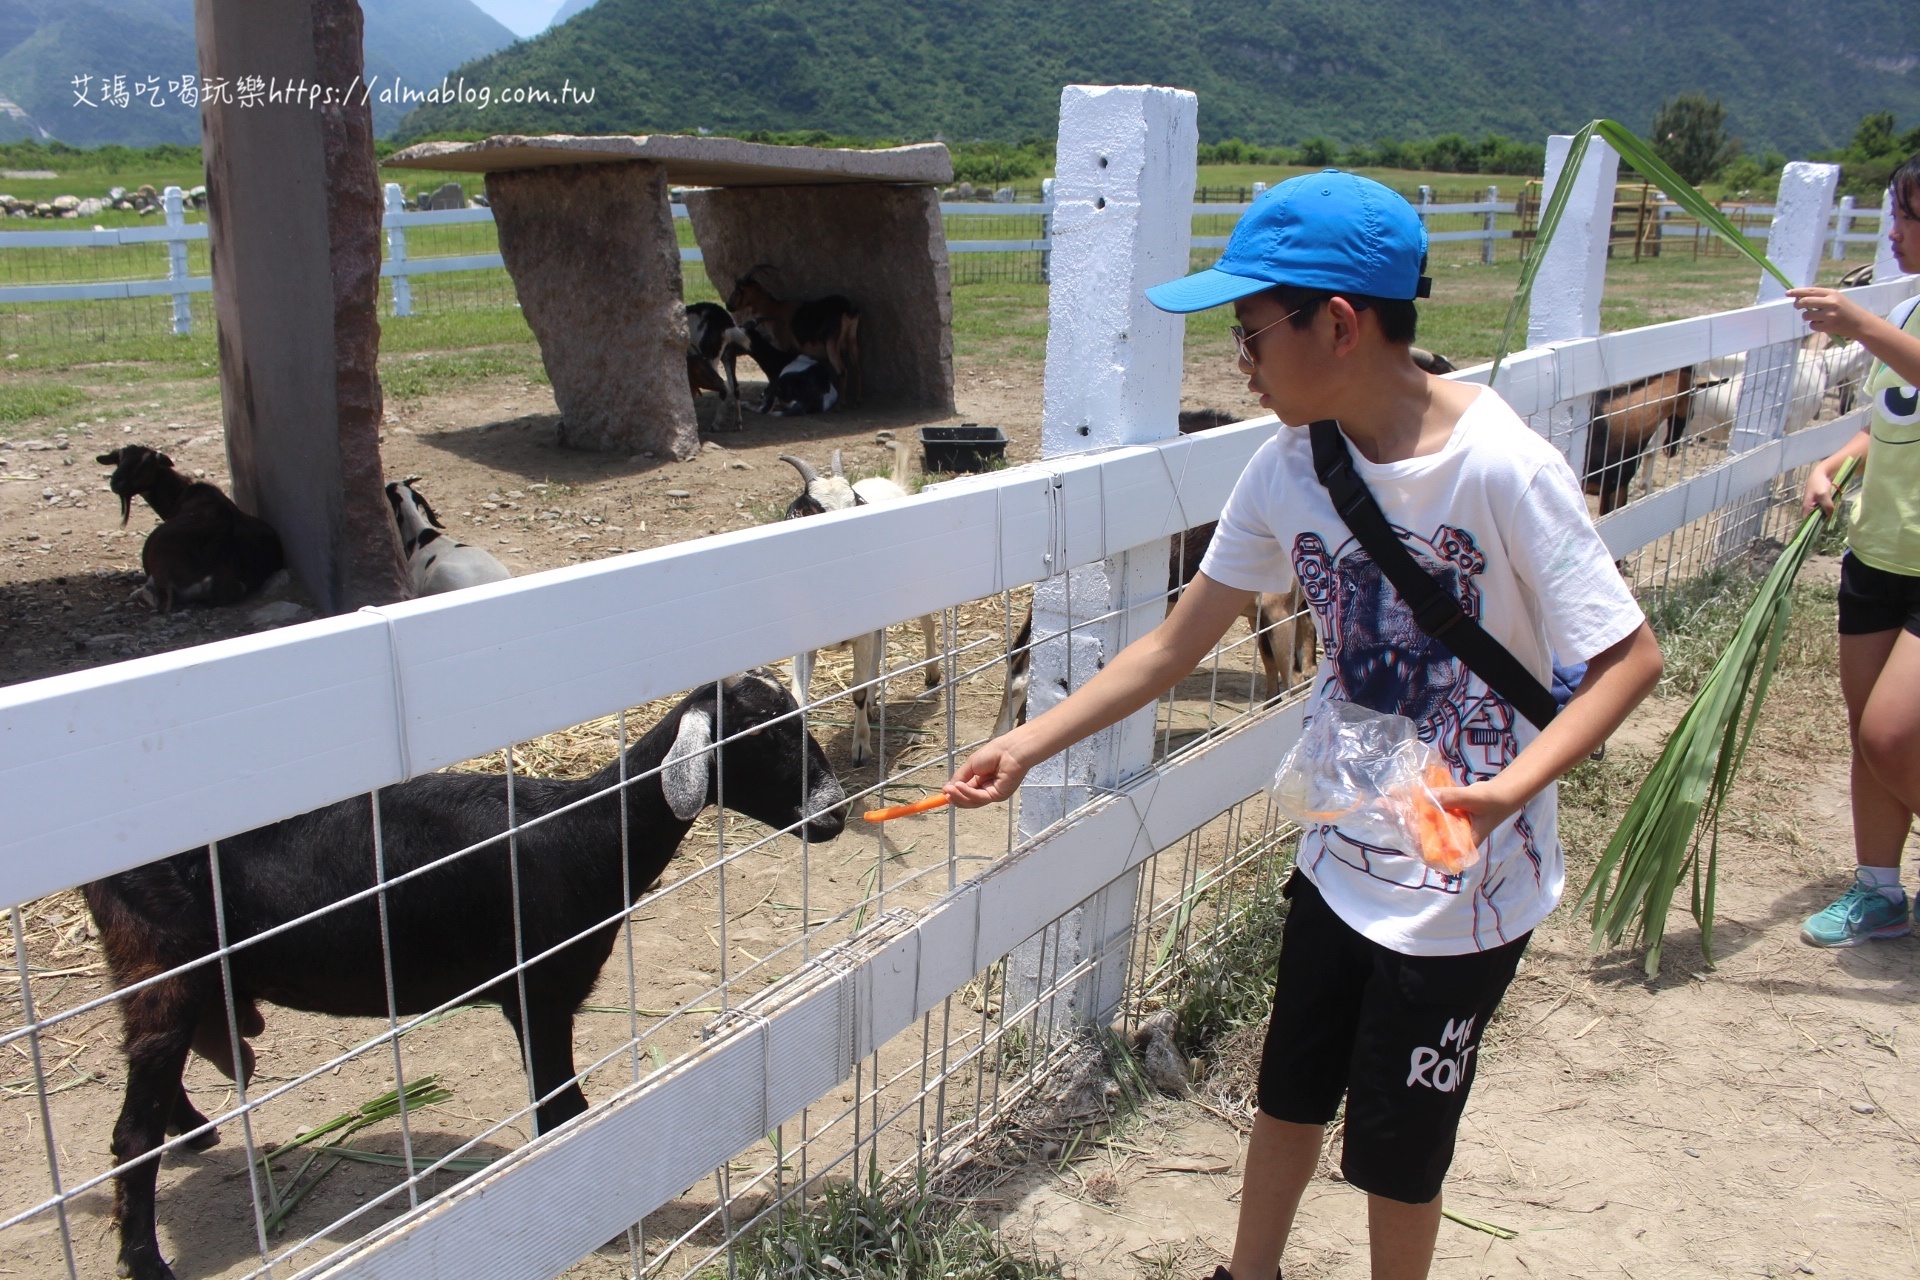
[
  {"xmin": 1729, "ymin": 163, "xmax": 1839, "ymax": 457},
  {"xmin": 1720, "ymin": 162, "xmax": 1842, "ymax": 551},
  {"xmin": 1006, "ymin": 84, "xmax": 1197, "ymax": 1032},
  {"xmin": 196, "ymin": 0, "xmax": 409, "ymax": 614},
  {"xmin": 1874, "ymin": 186, "xmax": 1901, "ymax": 283},
  {"xmin": 1753, "ymin": 161, "xmax": 1840, "ymax": 306},
  {"xmin": 1526, "ymin": 134, "xmax": 1619, "ymax": 478},
  {"xmin": 486, "ymin": 161, "xmax": 698, "ymax": 458},
  {"xmin": 683, "ymin": 184, "xmax": 954, "ymax": 412}
]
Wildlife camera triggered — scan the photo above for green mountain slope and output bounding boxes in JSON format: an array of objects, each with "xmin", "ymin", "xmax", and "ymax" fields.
[
  {"xmin": 396, "ymin": 0, "xmax": 1920, "ymax": 157},
  {"xmin": 0, "ymin": 0, "xmax": 518, "ymax": 146}
]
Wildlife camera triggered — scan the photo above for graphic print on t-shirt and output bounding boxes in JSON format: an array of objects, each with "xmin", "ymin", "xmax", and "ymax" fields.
[{"xmin": 1292, "ymin": 524, "xmax": 1542, "ymax": 903}]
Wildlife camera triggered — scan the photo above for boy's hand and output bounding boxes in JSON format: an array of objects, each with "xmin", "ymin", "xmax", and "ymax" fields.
[
  {"xmin": 945, "ymin": 738, "xmax": 1031, "ymax": 808},
  {"xmin": 1788, "ymin": 286, "xmax": 1872, "ymax": 342},
  {"xmin": 1428, "ymin": 780, "xmax": 1524, "ymax": 848}
]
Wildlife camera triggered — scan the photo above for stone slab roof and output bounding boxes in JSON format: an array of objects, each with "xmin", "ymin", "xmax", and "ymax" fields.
[{"xmin": 383, "ymin": 134, "xmax": 952, "ymax": 186}]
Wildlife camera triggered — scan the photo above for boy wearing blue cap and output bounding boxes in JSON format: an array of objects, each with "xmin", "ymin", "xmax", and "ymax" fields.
[{"xmin": 946, "ymin": 171, "xmax": 1664, "ymax": 1279}]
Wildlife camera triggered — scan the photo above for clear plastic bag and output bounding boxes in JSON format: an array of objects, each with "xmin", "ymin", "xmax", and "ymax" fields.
[{"xmin": 1271, "ymin": 699, "xmax": 1480, "ymax": 875}]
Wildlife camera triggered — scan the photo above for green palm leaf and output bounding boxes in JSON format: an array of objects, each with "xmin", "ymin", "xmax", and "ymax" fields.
[
  {"xmin": 1487, "ymin": 119, "xmax": 1795, "ymax": 385},
  {"xmin": 1581, "ymin": 459, "xmax": 1857, "ymax": 974}
]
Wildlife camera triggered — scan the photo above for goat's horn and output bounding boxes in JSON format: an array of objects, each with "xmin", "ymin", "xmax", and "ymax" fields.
[
  {"xmin": 779, "ymin": 455, "xmax": 818, "ymax": 486},
  {"xmin": 831, "ymin": 450, "xmax": 845, "ymax": 478}
]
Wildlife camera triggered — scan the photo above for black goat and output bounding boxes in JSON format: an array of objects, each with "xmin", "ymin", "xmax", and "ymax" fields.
[
  {"xmin": 84, "ymin": 671, "xmax": 846, "ymax": 1280},
  {"xmin": 97, "ymin": 445, "xmax": 283, "ymax": 612}
]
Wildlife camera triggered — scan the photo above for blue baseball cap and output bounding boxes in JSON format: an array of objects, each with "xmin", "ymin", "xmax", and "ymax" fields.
[{"xmin": 1146, "ymin": 169, "xmax": 1431, "ymax": 313}]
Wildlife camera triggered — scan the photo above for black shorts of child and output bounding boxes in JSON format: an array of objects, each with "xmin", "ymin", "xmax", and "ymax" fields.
[
  {"xmin": 1837, "ymin": 551, "xmax": 1920, "ymax": 638},
  {"xmin": 1256, "ymin": 873, "xmax": 1529, "ymax": 1205}
]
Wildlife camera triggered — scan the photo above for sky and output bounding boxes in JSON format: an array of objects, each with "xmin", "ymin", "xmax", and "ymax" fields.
[{"xmin": 465, "ymin": 0, "xmax": 563, "ymax": 38}]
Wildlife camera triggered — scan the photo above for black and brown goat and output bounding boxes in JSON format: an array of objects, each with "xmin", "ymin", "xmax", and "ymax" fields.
[
  {"xmin": 685, "ymin": 301, "xmax": 750, "ymax": 429},
  {"xmin": 84, "ymin": 673, "xmax": 846, "ymax": 1280},
  {"xmin": 726, "ymin": 266, "xmax": 862, "ymax": 407},
  {"xmin": 1582, "ymin": 368, "xmax": 1694, "ymax": 515},
  {"xmin": 97, "ymin": 445, "xmax": 283, "ymax": 612}
]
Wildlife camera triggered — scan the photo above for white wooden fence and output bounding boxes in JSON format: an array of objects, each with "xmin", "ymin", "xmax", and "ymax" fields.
[{"xmin": 0, "ymin": 182, "xmax": 1550, "ymax": 326}]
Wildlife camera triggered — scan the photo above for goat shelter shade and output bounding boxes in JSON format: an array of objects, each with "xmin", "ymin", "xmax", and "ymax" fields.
[{"xmin": 382, "ymin": 136, "xmax": 957, "ymax": 459}]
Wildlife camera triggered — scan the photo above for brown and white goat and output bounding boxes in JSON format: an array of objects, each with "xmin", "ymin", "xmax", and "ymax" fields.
[
  {"xmin": 726, "ymin": 266, "xmax": 862, "ymax": 407},
  {"xmin": 98, "ymin": 445, "xmax": 283, "ymax": 612}
]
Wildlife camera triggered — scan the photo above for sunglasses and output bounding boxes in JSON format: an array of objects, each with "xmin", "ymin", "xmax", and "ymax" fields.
[{"xmin": 1230, "ymin": 308, "xmax": 1300, "ymax": 368}]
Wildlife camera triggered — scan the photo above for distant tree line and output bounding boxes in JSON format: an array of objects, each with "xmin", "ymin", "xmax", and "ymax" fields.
[{"xmin": 1198, "ymin": 133, "xmax": 1546, "ymax": 176}]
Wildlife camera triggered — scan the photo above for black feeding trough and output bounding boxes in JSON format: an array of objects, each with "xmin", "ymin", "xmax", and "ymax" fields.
[{"xmin": 920, "ymin": 423, "xmax": 1008, "ymax": 473}]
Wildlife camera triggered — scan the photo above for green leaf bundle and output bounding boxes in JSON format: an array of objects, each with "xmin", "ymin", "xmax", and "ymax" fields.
[
  {"xmin": 1580, "ymin": 460, "xmax": 1858, "ymax": 976},
  {"xmin": 1487, "ymin": 119, "xmax": 1795, "ymax": 384}
]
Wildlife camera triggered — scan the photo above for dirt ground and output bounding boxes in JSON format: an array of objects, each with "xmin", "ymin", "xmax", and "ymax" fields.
[
  {"xmin": 986, "ymin": 568, "xmax": 1920, "ymax": 1280},
  {"xmin": 0, "ymin": 349, "xmax": 1262, "ymax": 689}
]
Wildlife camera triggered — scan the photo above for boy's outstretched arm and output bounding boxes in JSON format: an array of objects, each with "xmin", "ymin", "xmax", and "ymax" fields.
[
  {"xmin": 946, "ymin": 573, "xmax": 1256, "ymax": 807},
  {"xmin": 1432, "ymin": 622, "xmax": 1664, "ymax": 844}
]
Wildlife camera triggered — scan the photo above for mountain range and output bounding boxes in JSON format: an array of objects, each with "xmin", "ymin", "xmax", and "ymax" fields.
[
  {"xmin": 397, "ymin": 0, "xmax": 1920, "ymax": 157},
  {"xmin": 0, "ymin": 0, "xmax": 518, "ymax": 146}
]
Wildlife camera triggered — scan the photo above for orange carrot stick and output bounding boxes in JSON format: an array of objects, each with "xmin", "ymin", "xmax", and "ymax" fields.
[
  {"xmin": 1410, "ymin": 764, "xmax": 1478, "ymax": 874},
  {"xmin": 862, "ymin": 793, "xmax": 952, "ymax": 823}
]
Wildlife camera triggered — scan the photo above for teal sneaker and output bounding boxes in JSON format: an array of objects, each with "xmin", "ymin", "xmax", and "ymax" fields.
[{"xmin": 1800, "ymin": 879, "xmax": 1912, "ymax": 948}]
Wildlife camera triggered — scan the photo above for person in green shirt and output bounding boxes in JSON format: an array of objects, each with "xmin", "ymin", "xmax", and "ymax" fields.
[{"xmin": 1792, "ymin": 152, "xmax": 1920, "ymax": 947}]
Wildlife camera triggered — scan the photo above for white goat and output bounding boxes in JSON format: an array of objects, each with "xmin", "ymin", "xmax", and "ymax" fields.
[
  {"xmin": 782, "ymin": 439, "xmax": 941, "ymax": 766},
  {"xmin": 386, "ymin": 478, "xmax": 512, "ymax": 595},
  {"xmin": 1681, "ymin": 340, "xmax": 1870, "ymax": 448}
]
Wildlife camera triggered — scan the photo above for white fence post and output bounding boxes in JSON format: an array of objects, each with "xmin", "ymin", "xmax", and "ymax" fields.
[
  {"xmin": 1483, "ymin": 184, "xmax": 1498, "ymax": 265},
  {"xmin": 1008, "ymin": 83, "xmax": 1197, "ymax": 1029},
  {"xmin": 163, "ymin": 185, "xmax": 191, "ymax": 335},
  {"xmin": 384, "ymin": 182, "xmax": 412, "ymax": 318},
  {"xmin": 1525, "ymin": 133, "xmax": 1619, "ymax": 470},
  {"xmin": 1722, "ymin": 161, "xmax": 1841, "ymax": 548},
  {"xmin": 1831, "ymin": 194, "xmax": 1855, "ymax": 260},
  {"xmin": 1874, "ymin": 186, "xmax": 1900, "ymax": 282}
]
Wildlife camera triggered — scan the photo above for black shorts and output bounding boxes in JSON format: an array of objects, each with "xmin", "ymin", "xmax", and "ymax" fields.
[
  {"xmin": 1256, "ymin": 873, "xmax": 1529, "ymax": 1205},
  {"xmin": 1838, "ymin": 552, "xmax": 1920, "ymax": 638}
]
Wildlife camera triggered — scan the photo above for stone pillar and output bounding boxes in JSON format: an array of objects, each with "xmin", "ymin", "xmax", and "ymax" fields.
[
  {"xmin": 1525, "ymin": 134, "xmax": 1619, "ymax": 478},
  {"xmin": 1006, "ymin": 84, "xmax": 1197, "ymax": 1031},
  {"xmin": 196, "ymin": 0, "xmax": 409, "ymax": 614},
  {"xmin": 683, "ymin": 184, "xmax": 954, "ymax": 411},
  {"xmin": 485, "ymin": 160, "xmax": 698, "ymax": 459},
  {"xmin": 1874, "ymin": 187, "xmax": 1901, "ymax": 283}
]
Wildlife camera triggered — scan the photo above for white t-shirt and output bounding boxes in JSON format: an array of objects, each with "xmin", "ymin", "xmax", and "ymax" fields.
[{"xmin": 1201, "ymin": 387, "xmax": 1645, "ymax": 955}]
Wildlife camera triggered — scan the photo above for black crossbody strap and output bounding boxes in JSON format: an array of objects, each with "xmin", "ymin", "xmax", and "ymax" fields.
[{"xmin": 1308, "ymin": 420, "xmax": 1560, "ymax": 730}]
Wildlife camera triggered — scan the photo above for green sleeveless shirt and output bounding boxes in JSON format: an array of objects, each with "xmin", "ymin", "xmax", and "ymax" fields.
[{"xmin": 1849, "ymin": 296, "xmax": 1920, "ymax": 577}]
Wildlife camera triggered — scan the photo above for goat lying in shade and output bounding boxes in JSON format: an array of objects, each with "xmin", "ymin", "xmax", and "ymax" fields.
[
  {"xmin": 97, "ymin": 445, "xmax": 283, "ymax": 612},
  {"xmin": 728, "ymin": 266, "xmax": 862, "ymax": 407},
  {"xmin": 386, "ymin": 476, "xmax": 511, "ymax": 595},
  {"xmin": 83, "ymin": 671, "xmax": 846, "ymax": 1280},
  {"xmin": 781, "ymin": 442, "xmax": 941, "ymax": 765}
]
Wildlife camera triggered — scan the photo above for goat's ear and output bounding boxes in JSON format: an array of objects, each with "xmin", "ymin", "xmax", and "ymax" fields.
[{"xmin": 662, "ymin": 708, "xmax": 712, "ymax": 821}]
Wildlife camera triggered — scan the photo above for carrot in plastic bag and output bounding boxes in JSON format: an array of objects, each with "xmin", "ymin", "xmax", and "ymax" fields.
[{"xmin": 1407, "ymin": 764, "xmax": 1479, "ymax": 874}]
